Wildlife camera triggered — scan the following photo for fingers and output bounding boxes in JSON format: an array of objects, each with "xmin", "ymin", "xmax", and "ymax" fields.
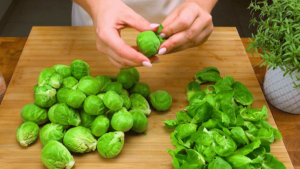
[
  {"xmin": 107, "ymin": 57, "xmax": 131, "ymax": 69},
  {"xmin": 161, "ymin": 8, "xmax": 179, "ymax": 27}
]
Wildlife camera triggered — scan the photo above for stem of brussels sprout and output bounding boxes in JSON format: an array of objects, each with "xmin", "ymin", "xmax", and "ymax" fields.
[
  {"xmin": 20, "ymin": 140, "xmax": 29, "ymax": 147},
  {"xmin": 66, "ymin": 161, "xmax": 75, "ymax": 169}
]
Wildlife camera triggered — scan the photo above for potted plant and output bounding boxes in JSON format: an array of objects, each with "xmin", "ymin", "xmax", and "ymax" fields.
[{"xmin": 247, "ymin": 0, "xmax": 300, "ymax": 114}]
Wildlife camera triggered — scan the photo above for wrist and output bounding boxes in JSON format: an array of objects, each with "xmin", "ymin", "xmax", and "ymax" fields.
[{"xmin": 185, "ymin": 0, "xmax": 218, "ymax": 13}]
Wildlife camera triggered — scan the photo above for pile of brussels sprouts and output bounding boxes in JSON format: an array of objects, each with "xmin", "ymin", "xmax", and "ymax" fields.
[
  {"xmin": 16, "ymin": 59, "xmax": 172, "ymax": 169},
  {"xmin": 163, "ymin": 67, "xmax": 286, "ymax": 169}
]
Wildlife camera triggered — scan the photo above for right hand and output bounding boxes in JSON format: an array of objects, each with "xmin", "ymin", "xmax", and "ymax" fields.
[{"xmin": 91, "ymin": 0, "xmax": 160, "ymax": 69}]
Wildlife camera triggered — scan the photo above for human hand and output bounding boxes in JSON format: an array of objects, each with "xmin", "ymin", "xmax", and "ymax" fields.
[
  {"xmin": 91, "ymin": 0, "xmax": 160, "ymax": 69},
  {"xmin": 158, "ymin": 1, "xmax": 214, "ymax": 55}
]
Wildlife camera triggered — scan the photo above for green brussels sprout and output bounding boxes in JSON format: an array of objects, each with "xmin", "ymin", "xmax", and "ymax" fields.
[
  {"xmin": 91, "ymin": 115, "xmax": 110, "ymax": 137},
  {"xmin": 130, "ymin": 110, "xmax": 148, "ymax": 133},
  {"xmin": 48, "ymin": 73, "xmax": 63, "ymax": 89},
  {"xmin": 66, "ymin": 90, "xmax": 86, "ymax": 108},
  {"xmin": 125, "ymin": 67, "xmax": 140, "ymax": 83},
  {"xmin": 53, "ymin": 64, "xmax": 71, "ymax": 78},
  {"xmin": 137, "ymin": 31, "xmax": 160, "ymax": 57},
  {"xmin": 34, "ymin": 85, "xmax": 57, "ymax": 108},
  {"xmin": 63, "ymin": 76, "xmax": 78, "ymax": 89},
  {"xmin": 120, "ymin": 94, "xmax": 131, "ymax": 110},
  {"xmin": 97, "ymin": 93, "xmax": 105, "ymax": 100},
  {"xmin": 129, "ymin": 94, "xmax": 151, "ymax": 116},
  {"xmin": 40, "ymin": 123, "xmax": 65, "ymax": 146},
  {"xmin": 48, "ymin": 103, "xmax": 81, "ymax": 127},
  {"xmin": 20, "ymin": 103, "xmax": 48, "ymax": 125},
  {"xmin": 57, "ymin": 88, "xmax": 71, "ymax": 103},
  {"xmin": 149, "ymin": 90, "xmax": 172, "ymax": 111},
  {"xmin": 97, "ymin": 131, "xmax": 125, "ymax": 158},
  {"xmin": 95, "ymin": 75, "xmax": 112, "ymax": 93},
  {"xmin": 79, "ymin": 109, "xmax": 96, "ymax": 129},
  {"xmin": 186, "ymin": 81, "xmax": 201, "ymax": 93},
  {"xmin": 83, "ymin": 95, "xmax": 106, "ymax": 115},
  {"xmin": 105, "ymin": 81, "xmax": 123, "ymax": 94},
  {"xmin": 117, "ymin": 70, "xmax": 135, "ymax": 89},
  {"xmin": 63, "ymin": 126, "xmax": 97, "ymax": 153},
  {"xmin": 70, "ymin": 59, "xmax": 91, "ymax": 80},
  {"xmin": 121, "ymin": 89, "xmax": 129, "ymax": 96},
  {"xmin": 38, "ymin": 68, "xmax": 56, "ymax": 86},
  {"xmin": 103, "ymin": 91, "xmax": 123, "ymax": 111},
  {"xmin": 111, "ymin": 108, "xmax": 133, "ymax": 132},
  {"xmin": 16, "ymin": 121, "xmax": 39, "ymax": 147},
  {"xmin": 41, "ymin": 141, "xmax": 75, "ymax": 169},
  {"xmin": 78, "ymin": 76, "xmax": 101, "ymax": 96},
  {"xmin": 103, "ymin": 75, "xmax": 117, "ymax": 82},
  {"xmin": 129, "ymin": 82, "xmax": 150, "ymax": 98},
  {"xmin": 33, "ymin": 84, "xmax": 38, "ymax": 92}
]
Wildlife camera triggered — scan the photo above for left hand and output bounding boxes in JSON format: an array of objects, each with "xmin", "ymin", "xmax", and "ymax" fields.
[{"xmin": 158, "ymin": 1, "xmax": 214, "ymax": 55}]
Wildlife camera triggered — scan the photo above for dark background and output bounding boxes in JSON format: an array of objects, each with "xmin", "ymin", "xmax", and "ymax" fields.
[{"xmin": 0, "ymin": 0, "xmax": 260, "ymax": 37}]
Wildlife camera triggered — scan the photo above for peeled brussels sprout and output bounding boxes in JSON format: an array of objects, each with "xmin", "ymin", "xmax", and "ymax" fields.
[
  {"xmin": 91, "ymin": 115, "xmax": 110, "ymax": 137},
  {"xmin": 83, "ymin": 95, "xmax": 106, "ymax": 115},
  {"xmin": 103, "ymin": 91, "xmax": 123, "ymax": 111},
  {"xmin": 97, "ymin": 93, "xmax": 105, "ymax": 100},
  {"xmin": 130, "ymin": 94, "xmax": 151, "ymax": 116},
  {"xmin": 111, "ymin": 108, "xmax": 134, "ymax": 132},
  {"xmin": 130, "ymin": 110, "xmax": 148, "ymax": 133},
  {"xmin": 48, "ymin": 73, "xmax": 63, "ymax": 89},
  {"xmin": 16, "ymin": 121, "xmax": 39, "ymax": 147},
  {"xmin": 137, "ymin": 31, "xmax": 160, "ymax": 57},
  {"xmin": 149, "ymin": 90, "xmax": 172, "ymax": 111},
  {"xmin": 57, "ymin": 88, "xmax": 71, "ymax": 103},
  {"xmin": 186, "ymin": 81, "xmax": 201, "ymax": 93},
  {"xmin": 79, "ymin": 109, "xmax": 96, "ymax": 129},
  {"xmin": 34, "ymin": 85, "xmax": 57, "ymax": 108},
  {"xmin": 40, "ymin": 123, "xmax": 65, "ymax": 146},
  {"xmin": 95, "ymin": 75, "xmax": 112, "ymax": 93},
  {"xmin": 48, "ymin": 103, "xmax": 81, "ymax": 127},
  {"xmin": 63, "ymin": 76, "xmax": 78, "ymax": 89},
  {"xmin": 21, "ymin": 103, "xmax": 48, "ymax": 125},
  {"xmin": 53, "ymin": 64, "xmax": 71, "ymax": 78},
  {"xmin": 121, "ymin": 89, "xmax": 129, "ymax": 96},
  {"xmin": 120, "ymin": 94, "xmax": 131, "ymax": 110},
  {"xmin": 70, "ymin": 59, "xmax": 91, "ymax": 80},
  {"xmin": 129, "ymin": 82, "xmax": 150, "ymax": 98},
  {"xmin": 105, "ymin": 81, "xmax": 123, "ymax": 94},
  {"xmin": 41, "ymin": 141, "xmax": 75, "ymax": 169},
  {"xmin": 78, "ymin": 76, "xmax": 101, "ymax": 96},
  {"xmin": 125, "ymin": 67, "xmax": 140, "ymax": 83},
  {"xmin": 117, "ymin": 69, "xmax": 135, "ymax": 89},
  {"xmin": 63, "ymin": 126, "xmax": 97, "ymax": 153},
  {"xmin": 66, "ymin": 90, "xmax": 86, "ymax": 108},
  {"xmin": 97, "ymin": 131, "xmax": 125, "ymax": 158},
  {"xmin": 38, "ymin": 68, "xmax": 56, "ymax": 86}
]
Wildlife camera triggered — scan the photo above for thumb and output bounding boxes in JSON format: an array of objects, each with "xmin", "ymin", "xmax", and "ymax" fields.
[{"xmin": 122, "ymin": 11, "xmax": 160, "ymax": 32}]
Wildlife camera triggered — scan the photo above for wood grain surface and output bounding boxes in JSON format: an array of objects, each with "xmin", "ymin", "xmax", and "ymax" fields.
[{"xmin": 0, "ymin": 27, "xmax": 293, "ymax": 169}]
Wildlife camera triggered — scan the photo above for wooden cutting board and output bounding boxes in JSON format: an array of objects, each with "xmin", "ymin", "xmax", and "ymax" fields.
[{"xmin": 0, "ymin": 27, "xmax": 293, "ymax": 169}]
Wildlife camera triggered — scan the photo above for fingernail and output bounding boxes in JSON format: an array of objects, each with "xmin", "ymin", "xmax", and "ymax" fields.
[
  {"xmin": 160, "ymin": 33, "xmax": 166, "ymax": 38},
  {"xmin": 158, "ymin": 48, "xmax": 167, "ymax": 55},
  {"xmin": 149, "ymin": 23, "xmax": 160, "ymax": 28},
  {"xmin": 142, "ymin": 61, "xmax": 152, "ymax": 67},
  {"xmin": 153, "ymin": 60, "xmax": 160, "ymax": 63}
]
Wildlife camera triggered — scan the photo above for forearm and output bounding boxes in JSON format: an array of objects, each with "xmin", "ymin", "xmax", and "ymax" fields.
[
  {"xmin": 72, "ymin": 0, "xmax": 100, "ymax": 20},
  {"xmin": 186, "ymin": 0, "xmax": 218, "ymax": 13}
]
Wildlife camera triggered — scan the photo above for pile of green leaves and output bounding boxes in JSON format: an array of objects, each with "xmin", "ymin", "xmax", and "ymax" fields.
[
  {"xmin": 246, "ymin": 0, "xmax": 300, "ymax": 86},
  {"xmin": 163, "ymin": 67, "xmax": 286, "ymax": 169}
]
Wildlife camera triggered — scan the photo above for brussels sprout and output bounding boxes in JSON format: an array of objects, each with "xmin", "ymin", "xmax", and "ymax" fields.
[
  {"xmin": 41, "ymin": 141, "xmax": 75, "ymax": 169},
  {"xmin": 57, "ymin": 88, "xmax": 71, "ymax": 103},
  {"xmin": 38, "ymin": 68, "xmax": 56, "ymax": 86},
  {"xmin": 83, "ymin": 95, "xmax": 106, "ymax": 116},
  {"xmin": 48, "ymin": 73, "xmax": 63, "ymax": 89},
  {"xmin": 121, "ymin": 89, "xmax": 129, "ymax": 96},
  {"xmin": 53, "ymin": 64, "xmax": 71, "ymax": 78},
  {"xmin": 63, "ymin": 76, "xmax": 78, "ymax": 89},
  {"xmin": 103, "ymin": 91, "xmax": 123, "ymax": 111},
  {"xmin": 40, "ymin": 123, "xmax": 65, "ymax": 146},
  {"xmin": 186, "ymin": 81, "xmax": 201, "ymax": 93},
  {"xmin": 129, "ymin": 82, "xmax": 150, "ymax": 98},
  {"xmin": 97, "ymin": 131, "xmax": 125, "ymax": 158},
  {"xmin": 16, "ymin": 121, "xmax": 39, "ymax": 147},
  {"xmin": 34, "ymin": 85, "xmax": 57, "ymax": 108},
  {"xmin": 130, "ymin": 110, "xmax": 148, "ymax": 133},
  {"xmin": 120, "ymin": 94, "xmax": 131, "ymax": 110},
  {"xmin": 79, "ymin": 109, "xmax": 97, "ymax": 129},
  {"xmin": 78, "ymin": 76, "xmax": 101, "ymax": 96},
  {"xmin": 70, "ymin": 59, "xmax": 91, "ymax": 80},
  {"xmin": 97, "ymin": 93, "xmax": 105, "ymax": 100},
  {"xmin": 20, "ymin": 103, "xmax": 48, "ymax": 125},
  {"xmin": 95, "ymin": 75, "xmax": 112, "ymax": 93},
  {"xmin": 130, "ymin": 94, "xmax": 151, "ymax": 116},
  {"xmin": 91, "ymin": 115, "xmax": 110, "ymax": 137},
  {"xmin": 137, "ymin": 31, "xmax": 160, "ymax": 57},
  {"xmin": 105, "ymin": 81, "xmax": 123, "ymax": 94},
  {"xmin": 126, "ymin": 67, "xmax": 140, "ymax": 83},
  {"xmin": 149, "ymin": 90, "xmax": 172, "ymax": 111},
  {"xmin": 33, "ymin": 84, "xmax": 38, "ymax": 92},
  {"xmin": 117, "ymin": 70, "xmax": 135, "ymax": 89},
  {"xmin": 66, "ymin": 90, "xmax": 86, "ymax": 108},
  {"xmin": 63, "ymin": 126, "xmax": 97, "ymax": 153},
  {"xmin": 111, "ymin": 108, "xmax": 134, "ymax": 132},
  {"xmin": 104, "ymin": 75, "xmax": 117, "ymax": 82},
  {"xmin": 48, "ymin": 103, "xmax": 81, "ymax": 127}
]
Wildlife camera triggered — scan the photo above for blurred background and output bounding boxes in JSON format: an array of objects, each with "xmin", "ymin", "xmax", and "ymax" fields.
[{"xmin": 0, "ymin": 0, "xmax": 262, "ymax": 37}]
